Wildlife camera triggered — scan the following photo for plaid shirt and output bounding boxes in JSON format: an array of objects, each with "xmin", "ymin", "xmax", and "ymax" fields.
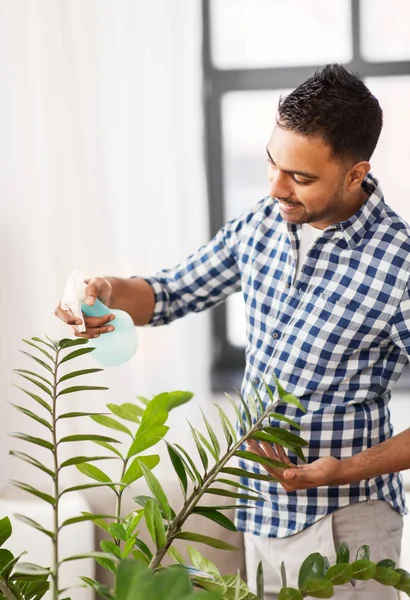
[{"xmin": 144, "ymin": 172, "xmax": 408, "ymax": 538}]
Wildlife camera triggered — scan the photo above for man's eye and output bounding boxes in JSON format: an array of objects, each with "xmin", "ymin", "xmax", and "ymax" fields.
[{"xmin": 292, "ymin": 174, "xmax": 310, "ymax": 185}]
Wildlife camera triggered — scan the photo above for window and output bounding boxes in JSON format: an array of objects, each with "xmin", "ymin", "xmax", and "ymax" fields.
[{"xmin": 203, "ymin": 0, "xmax": 410, "ymax": 390}]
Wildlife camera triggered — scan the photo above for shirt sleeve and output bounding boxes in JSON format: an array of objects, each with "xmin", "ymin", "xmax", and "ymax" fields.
[
  {"xmin": 390, "ymin": 280, "xmax": 410, "ymax": 357},
  {"xmin": 136, "ymin": 199, "xmax": 270, "ymax": 326}
]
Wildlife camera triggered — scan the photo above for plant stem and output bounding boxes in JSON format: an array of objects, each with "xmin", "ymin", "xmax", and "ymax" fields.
[
  {"xmin": 149, "ymin": 403, "xmax": 275, "ymax": 570},
  {"xmin": 50, "ymin": 347, "xmax": 61, "ymax": 599},
  {"xmin": 115, "ymin": 458, "xmax": 129, "ymax": 544}
]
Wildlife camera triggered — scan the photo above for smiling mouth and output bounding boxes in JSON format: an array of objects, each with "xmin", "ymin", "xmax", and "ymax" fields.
[{"xmin": 278, "ymin": 200, "xmax": 302, "ymax": 212}]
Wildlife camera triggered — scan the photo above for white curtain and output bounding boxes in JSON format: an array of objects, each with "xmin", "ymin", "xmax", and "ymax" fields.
[{"xmin": 0, "ymin": 0, "xmax": 212, "ymax": 492}]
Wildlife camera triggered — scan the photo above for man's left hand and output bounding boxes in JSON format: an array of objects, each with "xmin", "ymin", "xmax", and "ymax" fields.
[{"xmin": 246, "ymin": 440, "xmax": 341, "ymax": 491}]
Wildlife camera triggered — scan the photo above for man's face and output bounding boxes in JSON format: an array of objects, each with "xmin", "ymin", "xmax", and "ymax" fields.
[{"xmin": 267, "ymin": 124, "xmax": 352, "ymax": 229}]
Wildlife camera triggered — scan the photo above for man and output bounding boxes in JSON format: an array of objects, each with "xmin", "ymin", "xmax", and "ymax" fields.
[{"xmin": 56, "ymin": 64, "xmax": 409, "ymax": 599}]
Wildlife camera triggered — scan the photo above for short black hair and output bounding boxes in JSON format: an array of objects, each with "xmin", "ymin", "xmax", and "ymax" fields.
[{"xmin": 277, "ymin": 63, "xmax": 383, "ymax": 163}]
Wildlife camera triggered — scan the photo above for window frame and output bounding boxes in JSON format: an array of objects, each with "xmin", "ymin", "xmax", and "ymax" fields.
[{"xmin": 202, "ymin": 0, "xmax": 410, "ymax": 391}]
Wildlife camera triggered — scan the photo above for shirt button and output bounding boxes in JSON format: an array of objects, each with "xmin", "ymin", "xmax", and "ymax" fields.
[
  {"xmin": 272, "ymin": 332, "xmax": 279, "ymax": 339},
  {"xmin": 253, "ymin": 377, "xmax": 260, "ymax": 385},
  {"xmin": 286, "ymin": 282, "xmax": 291, "ymax": 288}
]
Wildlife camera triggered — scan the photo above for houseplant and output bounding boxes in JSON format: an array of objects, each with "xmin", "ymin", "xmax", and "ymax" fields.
[{"xmin": 6, "ymin": 335, "xmax": 410, "ymax": 599}]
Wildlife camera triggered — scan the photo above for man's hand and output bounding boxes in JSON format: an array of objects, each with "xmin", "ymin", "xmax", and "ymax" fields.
[
  {"xmin": 55, "ymin": 277, "xmax": 115, "ymax": 339},
  {"xmin": 246, "ymin": 440, "xmax": 341, "ymax": 491}
]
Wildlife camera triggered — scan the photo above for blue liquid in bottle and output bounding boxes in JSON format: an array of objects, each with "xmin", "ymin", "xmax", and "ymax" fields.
[{"xmin": 81, "ymin": 299, "xmax": 138, "ymax": 367}]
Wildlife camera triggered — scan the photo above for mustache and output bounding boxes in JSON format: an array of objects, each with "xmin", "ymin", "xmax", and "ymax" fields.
[{"xmin": 276, "ymin": 197, "xmax": 302, "ymax": 206}]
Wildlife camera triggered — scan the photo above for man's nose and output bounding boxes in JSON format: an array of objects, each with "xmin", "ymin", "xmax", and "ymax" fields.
[{"xmin": 269, "ymin": 171, "xmax": 292, "ymax": 199}]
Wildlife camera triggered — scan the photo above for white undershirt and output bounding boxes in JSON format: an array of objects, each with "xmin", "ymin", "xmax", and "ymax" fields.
[{"xmin": 295, "ymin": 223, "xmax": 323, "ymax": 280}]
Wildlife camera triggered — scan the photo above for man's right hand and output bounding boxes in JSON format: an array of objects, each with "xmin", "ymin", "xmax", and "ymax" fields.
[{"xmin": 54, "ymin": 276, "xmax": 116, "ymax": 339}]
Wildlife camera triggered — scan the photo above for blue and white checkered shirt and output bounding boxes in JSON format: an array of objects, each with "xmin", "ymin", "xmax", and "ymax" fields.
[{"xmin": 144, "ymin": 172, "xmax": 408, "ymax": 538}]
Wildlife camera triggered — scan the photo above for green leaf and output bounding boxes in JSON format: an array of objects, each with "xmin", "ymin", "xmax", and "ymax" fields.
[
  {"xmin": 272, "ymin": 376, "xmax": 306, "ymax": 412},
  {"xmin": 268, "ymin": 412, "xmax": 303, "ymax": 431},
  {"xmin": 188, "ymin": 546, "xmax": 220, "ymax": 577},
  {"xmin": 59, "ymin": 482, "xmax": 122, "ymax": 496},
  {"xmin": 138, "ymin": 410, "xmax": 168, "ymax": 437},
  {"xmin": 9, "ymin": 450, "xmax": 55, "ymax": 478},
  {"xmin": 122, "ymin": 455, "xmax": 160, "ymax": 486},
  {"xmin": 60, "ymin": 551, "xmax": 119, "ymax": 564},
  {"xmin": 58, "ymin": 385, "xmax": 109, "ymax": 397},
  {"xmin": 225, "ymin": 394, "xmax": 246, "ymax": 433},
  {"xmin": 167, "ymin": 443, "xmax": 188, "ymax": 497},
  {"xmin": 10, "ymin": 481, "xmax": 55, "ymax": 506},
  {"xmin": 59, "ymin": 347, "xmax": 96, "ymax": 364},
  {"xmin": 394, "ymin": 568, "xmax": 410, "ymax": 594},
  {"xmin": 9, "ymin": 433, "xmax": 54, "ymax": 451},
  {"xmin": 221, "ymin": 467, "xmax": 277, "ymax": 482},
  {"xmin": 373, "ymin": 566, "xmax": 401, "ymax": 586},
  {"xmin": 108, "ymin": 523, "xmax": 127, "ymax": 542},
  {"xmin": 350, "ymin": 559, "xmax": 376, "ymax": 580},
  {"xmin": 150, "ymin": 390, "xmax": 194, "ymax": 413},
  {"xmin": 356, "ymin": 545, "xmax": 370, "ymax": 561},
  {"xmin": 336, "ymin": 542, "xmax": 350, "ymax": 564},
  {"xmin": 122, "ymin": 535, "xmax": 137, "ymax": 559},
  {"xmin": 0, "ymin": 518, "xmax": 12, "ymax": 547},
  {"xmin": 60, "ymin": 455, "xmax": 117, "ymax": 468},
  {"xmin": 168, "ymin": 547, "xmax": 185, "ymax": 565},
  {"xmin": 216, "ymin": 406, "xmax": 236, "ymax": 446},
  {"xmin": 195, "ymin": 429, "xmax": 219, "ymax": 463},
  {"xmin": 10, "ymin": 405, "xmax": 52, "ymax": 431},
  {"xmin": 22, "ymin": 339, "xmax": 54, "ymax": 361},
  {"xmin": 134, "ymin": 537, "xmax": 153, "ymax": 560},
  {"xmin": 76, "ymin": 463, "xmax": 114, "ymax": 488},
  {"xmin": 278, "ymin": 588, "xmax": 303, "ymax": 600},
  {"xmin": 139, "ymin": 462, "xmax": 172, "ymax": 521},
  {"xmin": 93, "ymin": 440, "xmax": 124, "ymax": 458},
  {"xmin": 0, "ymin": 549, "xmax": 14, "ymax": 572},
  {"xmin": 59, "ymin": 337, "xmax": 89, "ymax": 348},
  {"xmin": 206, "ymin": 488, "xmax": 262, "ymax": 502},
  {"xmin": 174, "ymin": 444, "xmax": 203, "ymax": 485},
  {"xmin": 258, "ymin": 427, "xmax": 308, "ymax": 448},
  {"xmin": 13, "ymin": 384, "xmax": 52, "ymax": 411},
  {"xmin": 301, "ymin": 579, "xmax": 333, "ymax": 598},
  {"xmin": 19, "ymin": 351, "xmax": 53, "ymax": 374},
  {"xmin": 257, "ymin": 561, "xmax": 264, "ymax": 600},
  {"xmin": 91, "ymin": 415, "xmax": 132, "ymax": 437},
  {"xmin": 250, "ymin": 431, "xmax": 306, "ymax": 462},
  {"xmin": 298, "ymin": 553, "xmax": 325, "ymax": 590},
  {"xmin": 107, "ymin": 403, "xmax": 143, "ymax": 423},
  {"xmin": 144, "ymin": 499, "xmax": 167, "ymax": 549},
  {"xmin": 13, "ymin": 515, "xmax": 54, "ymax": 539},
  {"xmin": 192, "ymin": 508, "xmax": 237, "ymax": 531},
  {"xmin": 60, "ymin": 513, "xmax": 115, "ymax": 528},
  {"xmin": 215, "ymin": 478, "xmax": 263, "ymax": 496},
  {"xmin": 188, "ymin": 423, "xmax": 208, "ymax": 472},
  {"xmin": 32, "ymin": 336, "xmax": 56, "ymax": 350},
  {"xmin": 59, "ymin": 434, "xmax": 120, "ymax": 444},
  {"xmin": 175, "ymin": 532, "xmax": 236, "ymax": 551},
  {"xmin": 324, "ymin": 563, "xmax": 353, "ymax": 585},
  {"xmin": 238, "ymin": 394, "xmax": 253, "ymax": 429},
  {"xmin": 13, "ymin": 369, "xmax": 52, "ymax": 388},
  {"xmin": 246, "ymin": 394, "xmax": 259, "ymax": 422},
  {"xmin": 376, "ymin": 559, "xmax": 396, "ymax": 569},
  {"xmin": 127, "ymin": 426, "xmax": 169, "ymax": 458},
  {"xmin": 57, "ymin": 411, "xmax": 106, "ymax": 420},
  {"xmin": 58, "ymin": 368, "xmax": 103, "ymax": 383},
  {"xmin": 200, "ymin": 409, "xmax": 221, "ymax": 459},
  {"xmin": 235, "ymin": 450, "xmax": 290, "ymax": 471}
]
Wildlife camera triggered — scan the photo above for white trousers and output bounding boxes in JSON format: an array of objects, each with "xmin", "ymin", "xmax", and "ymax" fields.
[{"xmin": 245, "ymin": 500, "xmax": 403, "ymax": 600}]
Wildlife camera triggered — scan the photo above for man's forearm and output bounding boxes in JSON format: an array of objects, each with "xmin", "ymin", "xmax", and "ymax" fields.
[
  {"xmin": 106, "ymin": 277, "xmax": 156, "ymax": 326},
  {"xmin": 334, "ymin": 428, "xmax": 410, "ymax": 485}
]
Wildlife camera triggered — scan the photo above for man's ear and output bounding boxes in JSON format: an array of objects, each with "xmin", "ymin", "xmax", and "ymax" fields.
[{"xmin": 346, "ymin": 161, "xmax": 371, "ymax": 191}]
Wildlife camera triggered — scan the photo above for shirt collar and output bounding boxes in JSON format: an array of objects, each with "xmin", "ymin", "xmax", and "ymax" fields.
[
  {"xmin": 338, "ymin": 172, "xmax": 385, "ymax": 249},
  {"xmin": 281, "ymin": 172, "xmax": 385, "ymax": 250}
]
